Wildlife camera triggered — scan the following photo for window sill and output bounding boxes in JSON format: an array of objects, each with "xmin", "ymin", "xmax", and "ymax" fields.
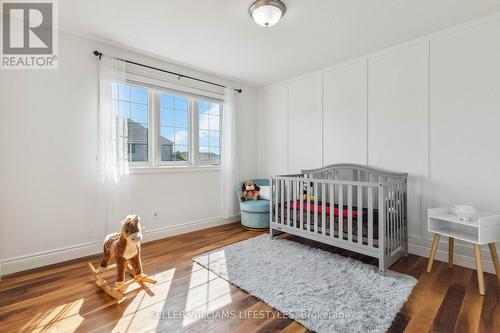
[{"xmin": 129, "ymin": 165, "xmax": 221, "ymax": 174}]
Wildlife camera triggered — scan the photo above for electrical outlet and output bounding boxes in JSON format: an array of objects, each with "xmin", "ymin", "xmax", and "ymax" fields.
[{"xmin": 153, "ymin": 210, "xmax": 159, "ymax": 220}]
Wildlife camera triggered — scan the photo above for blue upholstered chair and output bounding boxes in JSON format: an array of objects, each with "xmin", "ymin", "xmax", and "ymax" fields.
[{"xmin": 236, "ymin": 179, "xmax": 270, "ymax": 229}]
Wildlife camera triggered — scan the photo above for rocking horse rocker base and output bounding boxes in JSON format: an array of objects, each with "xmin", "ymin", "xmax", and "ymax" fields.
[{"xmin": 88, "ymin": 262, "xmax": 157, "ymax": 303}]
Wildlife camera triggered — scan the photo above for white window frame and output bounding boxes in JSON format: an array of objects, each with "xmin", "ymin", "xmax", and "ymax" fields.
[{"xmin": 121, "ymin": 81, "xmax": 223, "ymax": 171}]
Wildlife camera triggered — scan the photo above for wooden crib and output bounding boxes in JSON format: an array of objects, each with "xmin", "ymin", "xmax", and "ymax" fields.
[{"xmin": 270, "ymin": 164, "xmax": 408, "ymax": 272}]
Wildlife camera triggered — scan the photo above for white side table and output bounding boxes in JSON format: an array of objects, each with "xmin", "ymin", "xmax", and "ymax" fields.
[{"xmin": 427, "ymin": 207, "xmax": 500, "ymax": 295}]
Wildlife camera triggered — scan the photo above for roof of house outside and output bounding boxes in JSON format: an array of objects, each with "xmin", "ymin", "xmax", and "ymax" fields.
[{"xmin": 128, "ymin": 120, "xmax": 173, "ymax": 146}]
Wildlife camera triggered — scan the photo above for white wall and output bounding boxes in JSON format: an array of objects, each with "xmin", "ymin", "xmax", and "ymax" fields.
[
  {"xmin": 236, "ymin": 87, "xmax": 259, "ymax": 181},
  {"xmin": 258, "ymin": 14, "xmax": 500, "ymax": 273},
  {"xmin": 0, "ymin": 31, "xmax": 259, "ymax": 275}
]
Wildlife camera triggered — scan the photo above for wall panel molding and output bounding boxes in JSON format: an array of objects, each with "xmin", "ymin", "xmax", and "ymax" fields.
[{"xmin": 258, "ymin": 14, "xmax": 500, "ymax": 269}]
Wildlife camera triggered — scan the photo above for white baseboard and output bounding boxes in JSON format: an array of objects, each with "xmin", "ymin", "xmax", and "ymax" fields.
[
  {"xmin": 142, "ymin": 215, "xmax": 240, "ymax": 243},
  {"xmin": 0, "ymin": 215, "xmax": 240, "ymax": 276},
  {"xmin": 1, "ymin": 241, "xmax": 102, "ymax": 276},
  {"xmin": 408, "ymin": 240, "xmax": 498, "ymax": 274}
]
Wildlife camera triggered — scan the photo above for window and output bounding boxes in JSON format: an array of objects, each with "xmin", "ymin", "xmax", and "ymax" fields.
[
  {"xmin": 198, "ymin": 100, "xmax": 221, "ymax": 163},
  {"xmin": 117, "ymin": 84, "xmax": 150, "ymax": 163},
  {"xmin": 114, "ymin": 83, "xmax": 222, "ymax": 169},
  {"xmin": 160, "ymin": 93, "xmax": 189, "ymax": 162}
]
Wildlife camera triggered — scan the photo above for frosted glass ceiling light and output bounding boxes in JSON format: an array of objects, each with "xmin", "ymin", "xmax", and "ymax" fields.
[{"xmin": 249, "ymin": 0, "xmax": 286, "ymax": 28}]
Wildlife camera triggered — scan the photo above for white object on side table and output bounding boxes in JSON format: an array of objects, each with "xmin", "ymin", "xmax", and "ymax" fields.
[{"xmin": 427, "ymin": 207, "xmax": 500, "ymax": 295}]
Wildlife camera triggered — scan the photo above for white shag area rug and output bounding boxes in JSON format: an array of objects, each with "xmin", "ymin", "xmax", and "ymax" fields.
[{"xmin": 193, "ymin": 234, "xmax": 417, "ymax": 333}]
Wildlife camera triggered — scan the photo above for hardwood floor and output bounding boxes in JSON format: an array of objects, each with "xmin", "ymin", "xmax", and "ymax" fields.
[{"xmin": 0, "ymin": 222, "xmax": 498, "ymax": 333}]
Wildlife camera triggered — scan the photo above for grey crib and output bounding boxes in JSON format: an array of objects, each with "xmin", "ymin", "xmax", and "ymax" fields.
[{"xmin": 270, "ymin": 164, "xmax": 408, "ymax": 272}]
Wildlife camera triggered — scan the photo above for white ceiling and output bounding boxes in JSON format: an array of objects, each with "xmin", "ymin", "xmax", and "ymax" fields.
[{"xmin": 59, "ymin": 0, "xmax": 500, "ymax": 86}]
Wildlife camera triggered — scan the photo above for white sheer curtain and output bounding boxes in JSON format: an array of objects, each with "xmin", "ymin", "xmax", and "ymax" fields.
[
  {"xmin": 98, "ymin": 56, "xmax": 128, "ymax": 182},
  {"xmin": 221, "ymin": 87, "xmax": 239, "ymax": 218},
  {"xmin": 96, "ymin": 56, "xmax": 128, "ymax": 237}
]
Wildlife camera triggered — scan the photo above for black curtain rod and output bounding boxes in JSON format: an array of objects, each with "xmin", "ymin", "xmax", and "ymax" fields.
[{"xmin": 92, "ymin": 50, "xmax": 242, "ymax": 94}]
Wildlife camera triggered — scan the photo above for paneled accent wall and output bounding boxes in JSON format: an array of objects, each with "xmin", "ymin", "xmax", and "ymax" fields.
[
  {"xmin": 323, "ymin": 60, "xmax": 367, "ymax": 165},
  {"xmin": 367, "ymin": 41, "xmax": 429, "ymax": 240},
  {"xmin": 258, "ymin": 14, "xmax": 500, "ymax": 272},
  {"xmin": 259, "ymin": 83, "xmax": 288, "ymax": 177},
  {"xmin": 288, "ymin": 72, "xmax": 323, "ymax": 173}
]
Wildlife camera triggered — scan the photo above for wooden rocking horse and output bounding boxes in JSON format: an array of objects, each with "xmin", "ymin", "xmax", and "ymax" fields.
[{"xmin": 88, "ymin": 215, "xmax": 157, "ymax": 302}]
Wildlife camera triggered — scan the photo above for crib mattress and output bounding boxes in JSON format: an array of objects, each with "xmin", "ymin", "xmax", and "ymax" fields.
[
  {"xmin": 274, "ymin": 201, "xmax": 380, "ymax": 242},
  {"xmin": 286, "ymin": 200, "xmax": 361, "ymax": 218}
]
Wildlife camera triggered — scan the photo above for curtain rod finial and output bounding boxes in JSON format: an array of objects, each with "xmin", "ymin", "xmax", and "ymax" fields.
[{"xmin": 93, "ymin": 50, "xmax": 102, "ymax": 60}]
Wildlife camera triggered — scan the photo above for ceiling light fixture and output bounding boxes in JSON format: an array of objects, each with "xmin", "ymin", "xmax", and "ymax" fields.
[{"xmin": 249, "ymin": 0, "xmax": 286, "ymax": 28}]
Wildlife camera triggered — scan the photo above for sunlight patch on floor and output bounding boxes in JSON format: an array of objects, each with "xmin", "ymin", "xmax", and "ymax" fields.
[
  {"xmin": 111, "ymin": 268, "xmax": 175, "ymax": 333},
  {"xmin": 182, "ymin": 252, "xmax": 232, "ymax": 327},
  {"xmin": 22, "ymin": 298, "xmax": 84, "ymax": 333},
  {"xmin": 20, "ymin": 268, "xmax": 176, "ymax": 333}
]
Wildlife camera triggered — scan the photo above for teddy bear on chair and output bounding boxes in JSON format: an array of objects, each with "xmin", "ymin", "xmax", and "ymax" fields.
[{"xmin": 241, "ymin": 180, "xmax": 260, "ymax": 201}]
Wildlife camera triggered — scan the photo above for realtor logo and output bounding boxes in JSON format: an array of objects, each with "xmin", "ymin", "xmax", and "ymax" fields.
[{"xmin": 1, "ymin": 0, "xmax": 58, "ymax": 69}]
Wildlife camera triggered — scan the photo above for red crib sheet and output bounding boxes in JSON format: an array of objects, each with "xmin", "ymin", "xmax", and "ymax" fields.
[{"xmin": 286, "ymin": 200, "xmax": 362, "ymax": 218}]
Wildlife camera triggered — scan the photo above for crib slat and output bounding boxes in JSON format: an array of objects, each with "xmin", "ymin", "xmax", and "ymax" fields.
[
  {"xmin": 314, "ymin": 183, "xmax": 319, "ymax": 233},
  {"xmin": 269, "ymin": 178, "xmax": 276, "ymax": 222},
  {"xmin": 300, "ymin": 179, "xmax": 304, "ymax": 230},
  {"xmin": 292, "ymin": 179, "xmax": 297, "ymax": 228},
  {"xmin": 392, "ymin": 184, "xmax": 396, "ymax": 249},
  {"xmin": 338, "ymin": 184, "xmax": 343, "ymax": 239},
  {"xmin": 307, "ymin": 181, "xmax": 311, "ymax": 232},
  {"xmin": 285, "ymin": 180, "xmax": 291, "ymax": 226},
  {"xmin": 391, "ymin": 184, "xmax": 398, "ymax": 251},
  {"xmin": 398, "ymin": 182, "xmax": 403, "ymax": 248},
  {"xmin": 401, "ymin": 183, "xmax": 405, "ymax": 248},
  {"xmin": 387, "ymin": 184, "xmax": 391, "ymax": 253},
  {"xmin": 280, "ymin": 179, "xmax": 285, "ymax": 225},
  {"xmin": 322, "ymin": 183, "xmax": 326, "ymax": 236},
  {"xmin": 397, "ymin": 183, "xmax": 402, "ymax": 248},
  {"xmin": 389, "ymin": 184, "xmax": 392, "ymax": 249},
  {"xmin": 329, "ymin": 183, "xmax": 334, "ymax": 237},
  {"xmin": 273, "ymin": 179, "xmax": 280, "ymax": 223},
  {"xmin": 348, "ymin": 185, "xmax": 353, "ymax": 242},
  {"xmin": 393, "ymin": 184, "xmax": 397, "ymax": 251},
  {"xmin": 384, "ymin": 185, "xmax": 391, "ymax": 254},
  {"xmin": 357, "ymin": 185, "xmax": 363, "ymax": 244},
  {"xmin": 388, "ymin": 185, "xmax": 394, "ymax": 253},
  {"xmin": 393, "ymin": 184, "xmax": 397, "ymax": 249},
  {"xmin": 394, "ymin": 184, "xmax": 400, "ymax": 249},
  {"xmin": 401, "ymin": 180, "xmax": 408, "ymax": 251},
  {"xmin": 394, "ymin": 183, "xmax": 399, "ymax": 249},
  {"xmin": 378, "ymin": 186, "xmax": 386, "ymax": 260},
  {"xmin": 368, "ymin": 185, "xmax": 373, "ymax": 248}
]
